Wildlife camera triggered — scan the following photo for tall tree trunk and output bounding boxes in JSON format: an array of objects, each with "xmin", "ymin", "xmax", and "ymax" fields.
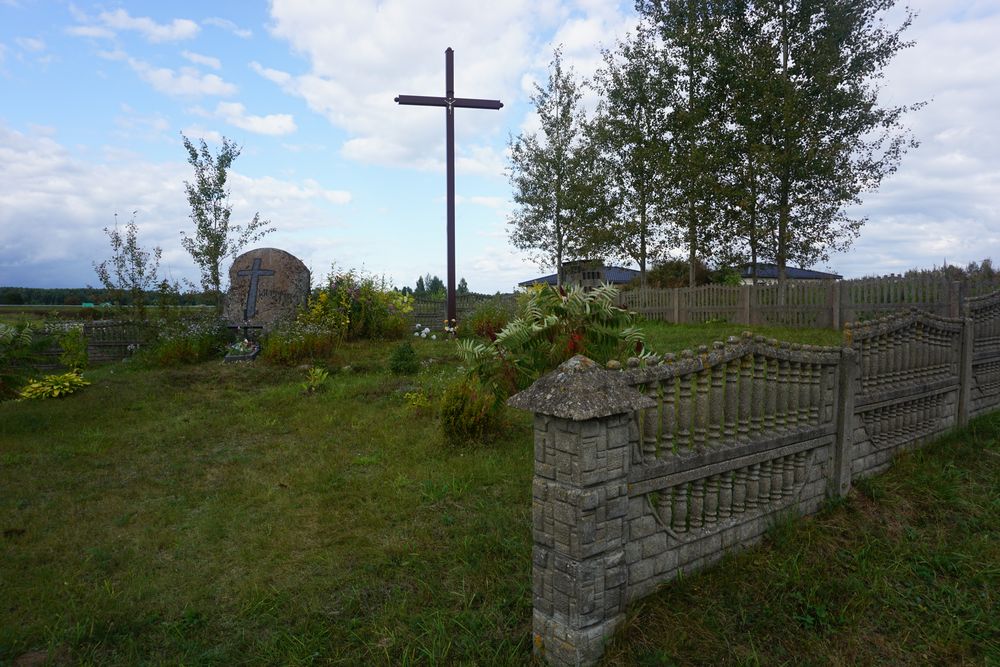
[{"xmin": 776, "ymin": 0, "xmax": 791, "ymax": 306}]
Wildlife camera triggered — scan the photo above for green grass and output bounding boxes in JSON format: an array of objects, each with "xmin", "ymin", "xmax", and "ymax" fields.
[
  {"xmin": 639, "ymin": 319, "xmax": 844, "ymax": 355},
  {"xmin": 1, "ymin": 325, "xmax": 995, "ymax": 665},
  {"xmin": 602, "ymin": 412, "xmax": 1000, "ymax": 666}
]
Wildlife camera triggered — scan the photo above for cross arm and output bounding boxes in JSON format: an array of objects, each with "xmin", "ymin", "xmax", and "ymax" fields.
[
  {"xmin": 395, "ymin": 95, "xmax": 448, "ymax": 107},
  {"xmin": 452, "ymin": 97, "xmax": 503, "ymax": 110}
]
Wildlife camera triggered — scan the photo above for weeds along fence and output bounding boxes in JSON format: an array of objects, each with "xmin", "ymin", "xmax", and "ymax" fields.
[
  {"xmin": 407, "ymin": 293, "xmax": 517, "ymax": 327},
  {"xmin": 619, "ymin": 274, "xmax": 1000, "ymax": 329},
  {"xmin": 509, "ymin": 288, "xmax": 1000, "ymax": 667},
  {"xmin": 36, "ymin": 320, "xmax": 157, "ymax": 368}
]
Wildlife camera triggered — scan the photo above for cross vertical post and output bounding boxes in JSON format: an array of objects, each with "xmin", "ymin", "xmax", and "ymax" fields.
[{"xmin": 395, "ymin": 48, "xmax": 503, "ymax": 328}]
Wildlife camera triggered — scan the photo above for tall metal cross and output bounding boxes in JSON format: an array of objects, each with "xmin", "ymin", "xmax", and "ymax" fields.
[
  {"xmin": 237, "ymin": 257, "xmax": 274, "ymax": 320},
  {"xmin": 395, "ymin": 47, "xmax": 503, "ymax": 327}
]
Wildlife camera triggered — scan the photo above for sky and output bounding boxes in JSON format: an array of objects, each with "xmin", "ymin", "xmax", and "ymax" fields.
[{"xmin": 1, "ymin": 1, "xmax": 999, "ymax": 294}]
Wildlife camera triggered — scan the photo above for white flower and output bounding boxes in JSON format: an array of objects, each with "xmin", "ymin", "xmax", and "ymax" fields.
[
  {"xmin": 422, "ymin": 327, "xmax": 430, "ymax": 334},
  {"xmin": 431, "ymin": 334, "xmax": 437, "ymax": 340},
  {"xmin": 414, "ymin": 332, "xmax": 419, "ymax": 336}
]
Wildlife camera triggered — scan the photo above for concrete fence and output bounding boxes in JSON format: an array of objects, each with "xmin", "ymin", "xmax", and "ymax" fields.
[{"xmin": 508, "ymin": 291, "xmax": 1000, "ymax": 666}]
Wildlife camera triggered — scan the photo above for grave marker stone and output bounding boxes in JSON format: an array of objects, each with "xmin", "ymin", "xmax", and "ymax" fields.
[{"xmin": 224, "ymin": 248, "xmax": 310, "ymax": 331}]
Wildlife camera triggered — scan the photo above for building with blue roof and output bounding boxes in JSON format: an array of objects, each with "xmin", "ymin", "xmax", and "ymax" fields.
[{"xmin": 518, "ymin": 260, "xmax": 640, "ymax": 289}]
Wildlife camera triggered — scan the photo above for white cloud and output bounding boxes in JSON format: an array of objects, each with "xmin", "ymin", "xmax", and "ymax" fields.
[
  {"xmin": 250, "ymin": 61, "xmax": 292, "ymax": 86},
  {"xmin": 213, "ymin": 102, "xmax": 297, "ymax": 136},
  {"xmin": 128, "ymin": 58, "xmax": 238, "ymax": 97},
  {"xmin": 96, "ymin": 9, "xmax": 200, "ymax": 43},
  {"xmin": 262, "ymin": 1, "xmax": 631, "ymax": 173},
  {"xmin": 0, "ymin": 123, "xmax": 353, "ymax": 288},
  {"xmin": 204, "ymin": 17, "xmax": 253, "ymax": 39},
  {"xmin": 65, "ymin": 25, "xmax": 115, "ymax": 39},
  {"xmin": 15, "ymin": 37, "xmax": 45, "ymax": 52},
  {"xmin": 181, "ymin": 50, "xmax": 221, "ymax": 70}
]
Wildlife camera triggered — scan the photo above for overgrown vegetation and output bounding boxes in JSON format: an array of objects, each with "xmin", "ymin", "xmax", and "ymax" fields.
[
  {"xmin": 18, "ymin": 370, "xmax": 90, "ymax": 399},
  {"xmin": 92, "ymin": 211, "xmax": 163, "ymax": 320}
]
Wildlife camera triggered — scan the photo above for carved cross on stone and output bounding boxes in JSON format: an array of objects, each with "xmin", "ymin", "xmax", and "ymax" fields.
[
  {"xmin": 237, "ymin": 257, "xmax": 275, "ymax": 320},
  {"xmin": 395, "ymin": 47, "xmax": 503, "ymax": 326}
]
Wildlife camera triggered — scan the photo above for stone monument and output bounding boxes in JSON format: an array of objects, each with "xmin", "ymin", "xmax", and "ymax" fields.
[{"xmin": 224, "ymin": 248, "xmax": 310, "ymax": 332}]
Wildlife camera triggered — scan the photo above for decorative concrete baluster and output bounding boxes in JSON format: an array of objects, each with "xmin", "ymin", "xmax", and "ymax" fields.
[
  {"xmin": 689, "ymin": 479, "xmax": 705, "ymax": 530},
  {"xmin": 781, "ymin": 456, "xmax": 795, "ymax": 497},
  {"xmin": 776, "ymin": 356, "xmax": 791, "ymax": 432},
  {"xmin": 793, "ymin": 451, "xmax": 807, "ymax": 485},
  {"xmin": 809, "ymin": 361, "xmax": 822, "ymax": 424},
  {"xmin": 787, "ymin": 354, "xmax": 801, "ymax": 430},
  {"xmin": 752, "ymin": 350, "xmax": 766, "ymax": 436},
  {"xmin": 899, "ymin": 326, "xmax": 912, "ymax": 384},
  {"xmin": 914, "ymin": 323, "xmax": 928, "ymax": 382},
  {"xmin": 797, "ymin": 355, "xmax": 812, "ymax": 425},
  {"xmin": 704, "ymin": 475, "xmax": 719, "ymax": 525},
  {"xmin": 746, "ymin": 463, "xmax": 760, "ymax": 510},
  {"xmin": 694, "ymin": 356, "xmax": 710, "ymax": 451},
  {"xmin": 642, "ymin": 401, "xmax": 658, "ymax": 461},
  {"xmin": 739, "ymin": 352, "xmax": 754, "ymax": 439},
  {"xmin": 660, "ymin": 373, "xmax": 676, "ymax": 454},
  {"xmin": 657, "ymin": 487, "xmax": 673, "ymax": 529},
  {"xmin": 718, "ymin": 470, "xmax": 733, "ymax": 520},
  {"xmin": 770, "ymin": 459, "xmax": 784, "ymax": 501},
  {"xmin": 709, "ymin": 343, "xmax": 725, "ymax": 447},
  {"xmin": 733, "ymin": 467, "xmax": 748, "ymax": 513},
  {"xmin": 876, "ymin": 334, "xmax": 889, "ymax": 389},
  {"xmin": 861, "ymin": 336, "xmax": 873, "ymax": 391},
  {"xmin": 672, "ymin": 483, "xmax": 689, "ymax": 532},
  {"xmin": 677, "ymin": 363, "xmax": 694, "ymax": 452},
  {"xmin": 758, "ymin": 461, "xmax": 772, "ymax": 506},
  {"xmin": 766, "ymin": 356, "xmax": 779, "ymax": 432},
  {"xmin": 891, "ymin": 329, "xmax": 904, "ymax": 384},
  {"xmin": 724, "ymin": 345, "xmax": 740, "ymax": 441}
]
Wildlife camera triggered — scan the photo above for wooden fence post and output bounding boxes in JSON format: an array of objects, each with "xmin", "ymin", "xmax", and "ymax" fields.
[
  {"xmin": 740, "ymin": 285, "xmax": 751, "ymax": 326},
  {"xmin": 830, "ymin": 281, "xmax": 841, "ymax": 331}
]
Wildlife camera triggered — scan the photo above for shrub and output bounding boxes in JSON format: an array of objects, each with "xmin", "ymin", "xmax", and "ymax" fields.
[
  {"xmin": 457, "ymin": 295, "xmax": 516, "ymax": 341},
  {"xmin": 57, "ymin": 324, "xmax": 88, "ymax": 370},
  {"xmin": 20, "ymin": 370, "xmax": 90, "ymax": 399},
  {"xmin": 388, "ymin": 341, "xmax": 420, "ymax": 375},
  {"xmin": 299, "ymin": 268, "xmax": 412, "ymax": 341},
  {"xmin": 260, "ymin": 321, "xmax": 339, "ymax": 366},
  {"xmin": 439, "ymin": 376, "xmax": 505, "ymax": 447}
]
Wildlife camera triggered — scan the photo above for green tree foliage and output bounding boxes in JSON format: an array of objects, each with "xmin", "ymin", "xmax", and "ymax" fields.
[
  {"xmin": 92, "ymin": 212, "xmax": 162, "ymax": 320},
  {"xmin": 640, "ymin": 0, "xmax": 726, "ymax": 288},
  {"xmin": 592, "ymin": 22, "xmax": 675, "ymax": 285},
  {"xmin": 0, "ymin": 323, "xmax": 40, "ymax": 400},
  {"xmin": 507, "ymin": 47, "xmax": 608, "ymax": 286},
  {"xmin": 180, "ymin": 134, "xmax": 275, "ymax": 311},
  {"xmin": 457, "ymin": 277, "xmax": 469, "ymax": 295}
]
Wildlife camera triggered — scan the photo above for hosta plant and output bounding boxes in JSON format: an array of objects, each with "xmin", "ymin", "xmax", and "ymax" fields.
[{"xmin": 20, "ymin": 371, "xmax": 91, "ymax": 399}]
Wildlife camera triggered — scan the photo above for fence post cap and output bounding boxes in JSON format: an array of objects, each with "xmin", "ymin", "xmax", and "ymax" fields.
[{"xmin": 507, "ymin": 354, "xmax": 655, "ymax": 420}]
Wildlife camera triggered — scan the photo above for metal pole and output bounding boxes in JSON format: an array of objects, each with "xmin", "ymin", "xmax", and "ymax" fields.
[{"xmin": 445, "ymin": 48, "xmax": 457, "ymax": 328}]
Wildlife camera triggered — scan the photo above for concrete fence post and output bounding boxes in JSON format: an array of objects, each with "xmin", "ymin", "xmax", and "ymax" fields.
[
  {"xmin": 958, "ymin": 317, "xmax": 974, "ymax": 427},
  {"xmin": 508, "ymin": 356, "xmax": 655, "ymax": 667},
  {"xmin": 831, "ymin": 345, "xmax": 858, "ymax": 498}
]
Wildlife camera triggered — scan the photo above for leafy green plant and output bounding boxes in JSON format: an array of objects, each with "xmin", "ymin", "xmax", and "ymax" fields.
[
  {"xmin": 458, "ymin": 283, "xmax": 644, "ymax": 393},
  {"xmin": 20, "ymin": 370, "xmax": 90, "ymax": 399},
  {"xmin": 299, "ymin": 267, "xmax": 412, "ymax": 341},
  {"xmin": 57, "ymin": 324, "xmax": 88, "ymax": 371},
  {"xmin": 388, "ymin": 341, "xmax": 420, "ymax": 375},
  {"xmin": 0, "ymin": 322, "xmax": 41, "ymax": 400},
  {"xmin": 301, "ymin": 366, "xmax": 329, "ymax": 394}
]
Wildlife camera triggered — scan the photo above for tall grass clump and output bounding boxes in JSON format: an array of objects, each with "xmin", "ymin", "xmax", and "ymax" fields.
[
  {"xmin": 140, "ymin": 317, "xmax": 228, "ymax": 366},
  {"xmin": 260, "ymin": 321, "xmax": 339, "ymax": 366},
  {"xmin": 456, "ymin": 295, "xmax": 517, "ymax": 341}
]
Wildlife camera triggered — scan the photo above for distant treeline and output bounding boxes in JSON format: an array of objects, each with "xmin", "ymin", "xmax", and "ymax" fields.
[{"xmin": 0, "ymin": 287, "xmax": 216, "ymax": 307}]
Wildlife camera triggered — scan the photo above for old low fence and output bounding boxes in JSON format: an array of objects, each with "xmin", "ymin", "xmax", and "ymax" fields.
[
  {"xmin": 619, "ymin": 275, "xmax": 1000, "ymax": 329},
  {"xmin": 509, "ymin": 289, "xmax": 1000, "ymax": 666},
  {"xmin": 407, "ymin": 293, "xmax": 517, "ymax": 328},
  {"xmin": 36, "ymin": 320, "xmax": 154, "ymax": 368}
]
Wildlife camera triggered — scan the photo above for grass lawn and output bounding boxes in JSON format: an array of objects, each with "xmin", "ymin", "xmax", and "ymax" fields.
[{"xmin": 1, "ymin": 322, "xmax": 995, "ymax": 665}]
